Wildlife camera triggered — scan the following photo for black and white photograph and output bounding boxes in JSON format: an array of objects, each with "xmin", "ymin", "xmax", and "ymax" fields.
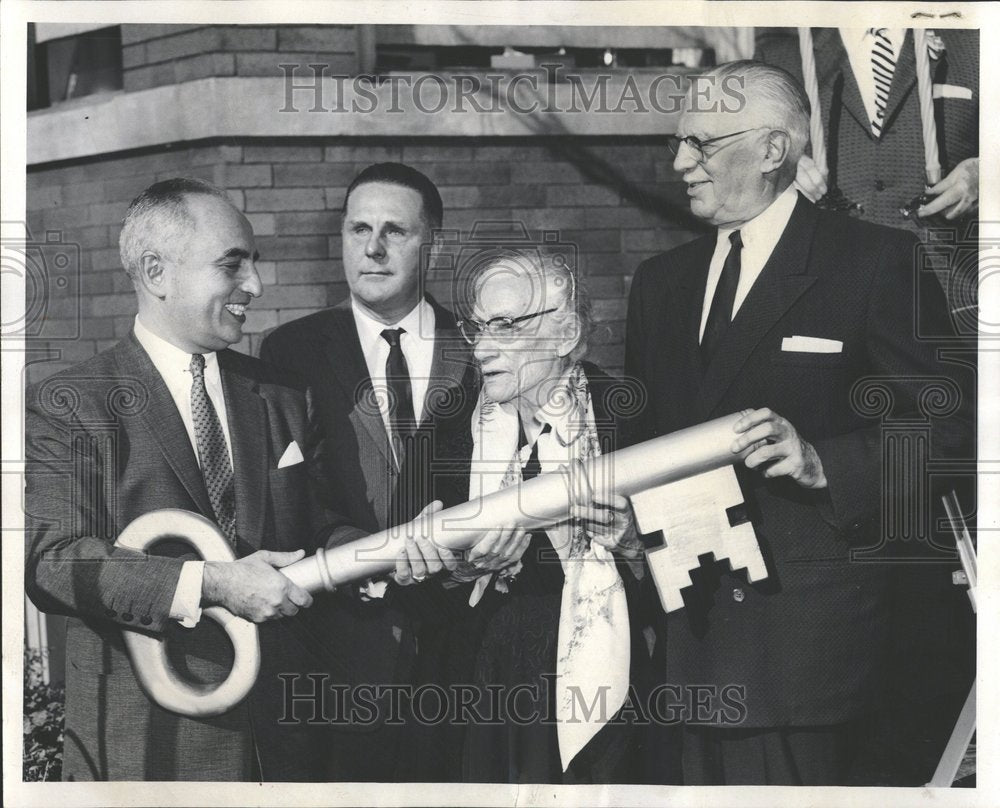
[{"xmin": 2, "ymin": 2, "xmax": 996, "ymax": 806}]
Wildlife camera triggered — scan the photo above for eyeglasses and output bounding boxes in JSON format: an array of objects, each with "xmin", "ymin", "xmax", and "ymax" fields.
[
  {"xmin": 457, "ymin": 308, "xmax": 558, "ymax": 345},
  {"xmin": 667, "ymin": 127, "xmax": 769, "ymax": 163}
]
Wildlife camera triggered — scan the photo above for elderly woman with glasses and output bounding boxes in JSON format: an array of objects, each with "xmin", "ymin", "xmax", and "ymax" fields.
[{"xmin": 404, "ymin": 248, "xmax": 651, "ymax": 784}]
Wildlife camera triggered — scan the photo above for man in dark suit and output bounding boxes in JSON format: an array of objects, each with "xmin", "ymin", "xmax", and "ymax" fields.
[
  {"xmin": 755, "ymin": 29, "xmax": 980, "ymax": 781},
  {"xmin": 24, "ymin": 178, "xmax": 349, "ymax": 780},
  {"xmin": 259, "ymin": 162, "xmax": 475, "ymax": 781},
  {"xmin": 624, "ymin": 62, "xmax": 973, "ymax": 785}
]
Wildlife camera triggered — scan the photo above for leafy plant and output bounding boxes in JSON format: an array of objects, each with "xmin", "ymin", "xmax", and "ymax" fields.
[{"xmin": 23, "ymin": 650, "xmax": 64, "ymax": 781}]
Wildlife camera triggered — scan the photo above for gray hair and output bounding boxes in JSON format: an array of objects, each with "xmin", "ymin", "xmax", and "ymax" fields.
[
  {"xmin": 701, "ymin": 60, "xmax": 811, "ymax": 169},
  {"xmin": 468, "ymin": 247, "xmax": 592, "ymax": 362},
  {"xmin": 119, "ymin": 177, "xmax": 233, "ymax": 279}
]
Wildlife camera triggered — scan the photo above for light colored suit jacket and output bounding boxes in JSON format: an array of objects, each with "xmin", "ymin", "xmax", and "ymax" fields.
[{"xmin": 755, "ymin": 27, "xmax": 978, "ymax": 230}]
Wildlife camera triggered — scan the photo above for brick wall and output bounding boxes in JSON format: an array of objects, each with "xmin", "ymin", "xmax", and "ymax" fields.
[
  {"xmin": 25, "ymin": 136, "xmax": 705, "ymax": 383},
  {"xmin": 121, "ymin": 24, "xmax": 360, "ymax": 91}
]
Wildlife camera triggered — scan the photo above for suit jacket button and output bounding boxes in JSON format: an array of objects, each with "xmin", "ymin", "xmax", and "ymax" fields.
[
  {"xmin": 732, "ymin": 588, "xmax": 745, "ymax": 603},
  {"xmin": 122, "ymin": 612, "xmax": 134, "ymax": 622},
  {"xmin": 874, "ymin": 179, "xmax": 886, "ymax": 191},
  {"xmin": 105, "ymin": 608, "xmax": 117, "ymax": 618},
  {"xmin": 140, "ymin": 616, "xmax": 153, "ymax": 626}
]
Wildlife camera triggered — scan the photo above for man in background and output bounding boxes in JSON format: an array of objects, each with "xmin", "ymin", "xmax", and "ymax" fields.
[
  {"xmin": 260, "ymin": 162, "xmax": 476, "ymax": 781},
  {"xmin": 755, "ymin": 27, "xmax": 978, "ymax": 230}
]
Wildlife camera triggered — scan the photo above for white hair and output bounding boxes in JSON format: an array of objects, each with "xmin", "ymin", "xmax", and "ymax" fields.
[{"xmin": 119, "ymin": 177, "xmax": 232, "ymax": 279}]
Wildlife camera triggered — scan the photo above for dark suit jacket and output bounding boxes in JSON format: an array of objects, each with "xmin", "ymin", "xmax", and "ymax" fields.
[
  {"xmin": 623, "ymin": 195, "xmax": 974, "ymax": 728},
  {"xmin": 755, "ymin": 28, "xmax": 979, "ymax": 231},
  {"xmin": 24, "ymin": 334, "xmax": 345, "ymax": 781},
  {"xmin": 258, "ymin": 296, "xmax": 476, "ymax": 731}
]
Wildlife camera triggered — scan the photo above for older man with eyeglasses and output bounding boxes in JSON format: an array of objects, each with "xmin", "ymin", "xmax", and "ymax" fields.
[{"xmin": 624, "ymin": 61, "xmax": 973, "ymax": 785}]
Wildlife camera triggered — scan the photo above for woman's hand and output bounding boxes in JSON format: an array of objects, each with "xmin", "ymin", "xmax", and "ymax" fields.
[
  {"xmin": 450, "ymin": 525, "xmax": 531, "ymax": 582},
  {"xmin": 572, "ymin": 489, "xmax": 642, "ymax": 557}
]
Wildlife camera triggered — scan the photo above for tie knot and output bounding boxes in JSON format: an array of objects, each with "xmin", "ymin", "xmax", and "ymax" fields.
[
  {"xmin": 189, "ymin": 353, "xmax": 206, "ymax": 378},
  {"xmin": 518, "ymin": 420, "xmax": 552, "ymax": 452},
  {"xmin": 381, "ymin": 328, "xmax": 405, "ymax": 348},
  {"xmin": 729, "ymin": 230, "xmax": 743, "ymax": 250}
]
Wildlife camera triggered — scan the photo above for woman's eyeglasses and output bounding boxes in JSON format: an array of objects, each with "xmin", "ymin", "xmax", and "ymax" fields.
[{"xmin": 457, "ymin": 308, "xmax": 557, "ymax": 345}]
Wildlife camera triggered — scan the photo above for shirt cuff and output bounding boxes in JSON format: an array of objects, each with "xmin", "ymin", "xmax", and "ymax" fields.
[
  {"xmin": 359, "ymin": 578, "xmax": 389, "ymax": 601},
  {"xmin": 169, "ymin": 560, "xmax": 205, "ymax": 628}
]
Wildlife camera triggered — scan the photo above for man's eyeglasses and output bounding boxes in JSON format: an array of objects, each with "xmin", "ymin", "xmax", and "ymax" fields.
[
  {"xmin": 667, "ymin": 128, "xmax": 768, "ymax": 163},
  {"xmin": 457, "ymin": 308, "xmax": 557, "ymax": 345}
]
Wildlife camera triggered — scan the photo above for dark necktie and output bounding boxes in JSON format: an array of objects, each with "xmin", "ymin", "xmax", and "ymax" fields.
[
  {"xmin": 189, "ymin": 353, "xmax": 237, "ymax": 544},
  {"xmin": 520, "ymin": 421, "xmax": 552, "ymax": 482},
  {"xmin": 381, "ymin": 328, "xmax": 416, "ymax": 460},
  {"xmin": 701, "ymin": 229, "xmax": 743, "ymax": 368}
]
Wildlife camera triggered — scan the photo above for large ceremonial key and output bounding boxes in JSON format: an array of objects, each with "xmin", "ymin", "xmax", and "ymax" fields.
[
  {"xmin": 118, "ymin": 412, "xmax": 769, "ymax": 718},
  {"xmin": 631, "ymin": 466, "xmax": 767, "ymax": 612},
  {"xmin": 284, "ymin": 412, "xmax": 769, "ymax": 602}
]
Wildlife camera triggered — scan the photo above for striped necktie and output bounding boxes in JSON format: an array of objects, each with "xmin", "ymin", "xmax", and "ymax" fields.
[{"xmin": 870, "ymin": 28, "xmax": 896, "ymax": 137}]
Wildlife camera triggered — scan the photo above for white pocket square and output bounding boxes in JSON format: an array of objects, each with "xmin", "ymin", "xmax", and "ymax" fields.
[
  {"xmin": 277, "ymin": 440, "xmax": 304, "ymax": 468},
  {"xmin": 933, "ymin": 83, "xmax": 973, "ymax": 100},
  {"xmin": 781, "ymin": 336, "xmax": 843, "ymax": 353}
]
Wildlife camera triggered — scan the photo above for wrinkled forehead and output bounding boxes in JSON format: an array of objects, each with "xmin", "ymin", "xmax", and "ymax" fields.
[
  {"xmin": 679, "ymin": 73, "xmax": 759, "ymax": 134},
  {"xmin": 182, "ymin": 193, "xmax": 255, "ymax": 252},
  {"xmin": 472, "ymin": 260, "xmax": 554, "ymax": 318},
  {"xmin": 344, "ymin": 181, "xmax": 426, "ymax": 225}
]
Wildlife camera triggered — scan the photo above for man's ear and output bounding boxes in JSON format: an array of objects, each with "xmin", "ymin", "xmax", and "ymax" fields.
[
  {"xmin": 761, "ymin": 130, "xmax": 792, "ymax": 175},
  {"xmin": 135, "ymin": 250, "xmax": 167, "ymax": 299}
]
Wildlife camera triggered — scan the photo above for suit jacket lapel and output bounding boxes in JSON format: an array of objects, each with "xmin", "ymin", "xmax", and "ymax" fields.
[
  {"xmin": 117, "ymin": 333, "xmax": 215, "ymax": 519},
  {"xmin": 424, "ymin": 298, "xmax": 473, "ymax": 426},
  {"xmin": 219, "ymin": 351, "xmax": 267, "ymax": 550},
  {"xmin": 320, "ymin": 303, "xmax": 393, "ymax": 466},
  {"xmin": 815, "ymin": 28, "xmax": 870, "ymax": 136},
  {"xmin": 645, "ymin": 241, "xmax": 713, "ymax": 429},
  {"xmin": 696, "ymin": 196, "xmax": 819, "ymax": 416},
  {"xmin": 884, "ymin": 29, "xmax": 917, "ymax": 132}
]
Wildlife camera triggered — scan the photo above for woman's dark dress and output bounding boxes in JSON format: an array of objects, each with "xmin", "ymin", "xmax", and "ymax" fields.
[{"xmin": 432, "ymin": 362, "xmax": 653, "ymax": 784}]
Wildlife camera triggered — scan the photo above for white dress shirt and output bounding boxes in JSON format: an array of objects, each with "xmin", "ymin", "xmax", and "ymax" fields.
[
  {"xmin": 134, "ymin": 316, "xmax": 234, "ymax": 627},
  {"xmin": 699, "ymin": 184, "xmax": 799, "ymax": 343},
  {"xmin": 351, "ymin": 297, "xmax": 436, "ymax": 436},
  {"xmin": 465, "ymin": 363, "xmax": 595, "ymax": 605},
  {"xmin": 839, "ymin": 27, "xmax": 906, "ymax": 126}
]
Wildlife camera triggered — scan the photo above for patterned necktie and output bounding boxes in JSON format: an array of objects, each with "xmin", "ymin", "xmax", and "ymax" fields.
[
  {"xmin": 189, "ymin": 353, "xmax": 237, "ymax": 544},
  {"xmin": 870, "ymin": 28, "xmax": 896, "ymax": 137},
  {"xmin": 701, "ymin": 230, "xmax": 743, "ymax": 368},
  {"xmin": 381, "ymin": 328, "xmax": 416, "ymax": 461}
]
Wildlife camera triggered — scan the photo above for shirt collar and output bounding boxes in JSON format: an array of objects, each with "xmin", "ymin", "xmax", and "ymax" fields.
[
  {"xmin": 533, "ymin": 364, "xmax": 589, "ymax": 447},
  {"xmin": 350, "ymin": 297, "xmax": 434, "ymax": 349},
  {"xmin": 850, "ymin": 26, "xmax": 906, "ymax": 46},
  {"xmin": 717, "ymin": 183, "xmax": 799, "ymax": 250},
  {"xmin": 133, "ymin": 316, "xmax": 219, "ymax": 380}
]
